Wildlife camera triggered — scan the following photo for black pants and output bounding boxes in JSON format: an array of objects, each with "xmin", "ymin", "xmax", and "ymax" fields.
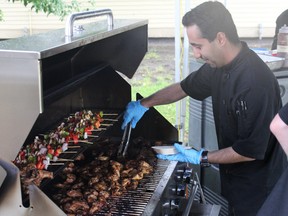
[
  {"xmin": 228, "ymin": 205, "xmax": 236, "ymax": 216},
  {"xmin": 257, "ymin": 167, "xmax": 288, "ymax": 216}
]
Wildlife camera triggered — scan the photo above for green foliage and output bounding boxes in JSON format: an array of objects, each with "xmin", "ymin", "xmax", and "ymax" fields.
[{"xmin": 4, "ymin": 0, "xmax": 88, "ymax": 21}]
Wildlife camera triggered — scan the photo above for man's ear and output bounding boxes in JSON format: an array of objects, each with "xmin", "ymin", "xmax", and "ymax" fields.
[{"xmin": 216, "ymin": 32, "xmax": 226, "ymax": 46}]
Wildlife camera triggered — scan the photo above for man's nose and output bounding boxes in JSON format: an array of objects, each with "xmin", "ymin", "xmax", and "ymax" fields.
[{"xmin": 192, "ymin": 49, "xmax": 201, "ymax": 59}]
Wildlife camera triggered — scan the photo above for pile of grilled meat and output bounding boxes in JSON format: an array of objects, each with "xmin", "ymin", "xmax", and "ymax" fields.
[
  {"xmin": 13, "ymin": 109, "xmax": 157, "ymax": 215},
  {"xmin": 46, "ymin": 138, "xmax": 156, "ymax": 215}
]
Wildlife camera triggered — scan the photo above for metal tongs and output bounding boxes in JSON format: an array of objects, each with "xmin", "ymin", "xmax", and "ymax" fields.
[{"xmin": 117, "ymin": 122, "xmax": 132, "ymax": 158}]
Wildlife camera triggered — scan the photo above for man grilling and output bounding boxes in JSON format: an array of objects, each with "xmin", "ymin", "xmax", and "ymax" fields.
[{"xmin": 121, "ymin": 1, "xmax": 287, "ymax": 215}]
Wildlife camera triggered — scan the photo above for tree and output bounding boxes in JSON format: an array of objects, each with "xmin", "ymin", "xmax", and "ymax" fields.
[{"xmin": 0, "ymin": 0, "xmax": 97, "ymax": 21}]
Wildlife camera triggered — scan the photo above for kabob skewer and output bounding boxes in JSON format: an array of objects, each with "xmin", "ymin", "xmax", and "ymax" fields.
[{"xmin": 13, "ymin": 110, "xmax": 116, "ymax": 170}]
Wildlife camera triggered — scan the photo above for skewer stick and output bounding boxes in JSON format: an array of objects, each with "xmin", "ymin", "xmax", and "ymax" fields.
[
  {"xmin": 91, "ymin": 128, "xmax": 106, "ymax": 131},
  {"xmin": 88, "ymin": 135, "xmax": 99, "ymax": 138},
  {"xmin": 102, "ymin": 113, "xmax": 118, "ymax": 116},
  {"xmin": 100, "ymin": 123, "xmax": 113, "ymax": 126},
  {"xmin": 49, "ymin": 163, "xmax": 65, "ymax": 165},
  {"xmin": 56, "ymin": 158, "xmax": 74, "ymax": 162},
  {"xmin": 61, "ymin": 151, "xmax": 78, "ymax": 154},
  {"xmin": 102, "ymin": 118, "xmax": 118, "ymax": 121},
  {"xmin": 68, "ymin": 145, "xmax": 81, "ymax": 148},
  {"xmin": 68, "ymin": 140, "xmax": 93, "ymax": 144}
]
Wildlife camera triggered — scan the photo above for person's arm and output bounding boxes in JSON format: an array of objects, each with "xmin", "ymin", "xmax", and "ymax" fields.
[
  {"xmin": 207, "ymin": 147, "xmax": 255, "ymax": 164},
  {"xmin": 157, "ymin": 144, "xmax": 255, "ymax": 165},
  {"xmin": 270, "ymin": 113, "xmax": 288, "ymax": 155},
  {"xmin": 122, "ymin": 82, "xmax": 187, "ymax": 129},
  {"xmin": 141, "ymin": 83, "xmax": 187, "ymax": 108}
]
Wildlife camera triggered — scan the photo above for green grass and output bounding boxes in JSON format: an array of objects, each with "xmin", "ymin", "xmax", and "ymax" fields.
[
  {"xmin": 144, "ymin": 50, "xmax": 160, "ymax": 59},
  {"xmin": 131, "ymin": 77, "xmax": 176, "ymax": 125},
  {"xmin": 129, "ymin": 48, "xmax": 189, "ymax": 142},
  {"xmin": 130, "ymin": 49, "xmax": 175, "ymax": 124}
]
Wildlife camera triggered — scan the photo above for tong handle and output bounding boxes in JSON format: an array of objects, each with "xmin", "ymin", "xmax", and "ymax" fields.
[
  {"xmin": 122, "ymin": 124, "xmax": 132, "ymax": 157},
  {"xmin": 117, "ymin": 123, "xmax": 132, "ymax": 157}
]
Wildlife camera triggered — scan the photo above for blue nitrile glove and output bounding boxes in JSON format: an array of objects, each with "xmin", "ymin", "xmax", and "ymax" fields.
[
  {"xmin": 121, "ymin": 100, "xmax": 149, "ymax": 129},
  {"xmin": 157, "ymin": 143, "xmax": 204, "ymax": 164}
]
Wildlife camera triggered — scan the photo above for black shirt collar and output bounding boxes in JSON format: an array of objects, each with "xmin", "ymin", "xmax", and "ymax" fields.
[{"xmin": 220, "ymin": 41, "xmax": 250, "ymax": 71}]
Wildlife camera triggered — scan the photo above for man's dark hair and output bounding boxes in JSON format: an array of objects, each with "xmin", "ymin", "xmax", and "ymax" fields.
[{"xmin": 182, "ymin": 1, "xmax": 240, "ymax": 44}]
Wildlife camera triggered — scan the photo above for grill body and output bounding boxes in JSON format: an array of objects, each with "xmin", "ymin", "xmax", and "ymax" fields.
[{"xmin": 0, "ymin": 11, "xmax": 181, "ymax": 215}]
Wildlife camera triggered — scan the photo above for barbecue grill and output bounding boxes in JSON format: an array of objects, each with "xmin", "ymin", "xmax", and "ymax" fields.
[{"xmin": 0, "ymin": 9, "xmax": 220, "ymax": 216}]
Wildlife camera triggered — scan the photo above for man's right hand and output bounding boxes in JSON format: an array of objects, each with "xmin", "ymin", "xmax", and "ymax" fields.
[
  {"xmin": 121, "ymin": 100, "xmax": 149, "ymax": 129},
  {"xmin": 157, "ymin": 143, "xmax": 204, "ymax": 164}
]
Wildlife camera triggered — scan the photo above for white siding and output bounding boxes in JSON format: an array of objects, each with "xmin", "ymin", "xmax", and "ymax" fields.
[
  {"xmin": 226, "ymin": 0, "xmax": 288, "ymax": 37},
  {"xmin": 0, "ymin": 0, "xmax": 288, "ymax": 39}
]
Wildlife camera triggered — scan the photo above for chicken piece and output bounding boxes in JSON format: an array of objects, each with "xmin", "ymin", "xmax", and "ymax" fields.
[
  {"xmin": 67, "ymin": 189, "xmax": 83, "ymax": 198},
  {"xmin": 89, "ymin": 201, "xmax": 106, "ymax": 215},
  {"xmin": 98, "ymin": 191, "xmax": 110, "ymax": 202},
  {"xmin": 20, "ymin": 163, "xmax": 36, "ymax": 177},
  {"xmin": 63, "ymin": 202, "xmax": 72, "ymax": 213},
  {"xmin": 71, "ymin": 182, "xmax": 84, "ymax": 190},
  {"xmin": 32, "ymin": 170, "xmax": 53, "ymax": 186},
  {"xmin": 63, "ymin": 162, "xmax": 75, "ymax": 173},
  {"xmin": 91, "ymin": 166, "xmax": 102, "ymax": 174},
  {"xmin": 139, "ymin": 160, "xmax": 152, "ymax": 169},
  {"xmin": 54, "ymin": 183, "xmax": 67, "ymax": 189},
  {"xmin": 111, "ymin": 182, "xmax": 123, "ymax": 196},
  {"xmin": 111, "ymin": 188, "xmax": 123, "ymax": 196},
  {"xmin": 64, "ymin": 200, "xmax": 89, "ymax": 214},
  {"xmin": 59, "ymin": 197, "xmax": 73, "ymax": 205},
  {"xmin": 108, "ymin": 173, "xmax": 120, "ymax": 182},
  {"xmin": 20, "ymin": 164, "xmax": 52, "ymax": 190},
  {"xmin": 125, "ymin": 160, "xmax": 138, "ymax": 169},
  {"xmin": 128, "ymin": 180, "xmax": 139, "ymax": 190},
  {"xmin": 38, "ymin": 169, "xmax": 53, "ymax": 179},
  {"xmin": 110, "ymin": 160, "xmax": 123, "ymax": 170},
  {"xmin": 97, "ymin": 155, "xmax": 109, "ymax": 161},
  {"xmin": 88, "ymin": 176, "xmax": 101, "ymax": 186},
  {"xmin": 67, "ymin": 162, "xmax": 75, "ymax": 168},
  {"xmin": 93, "ymin": 181, "xmax": 108, "ymax": 191},
  {"xmin": 138, "ymin": 160, "xmax": 153, "ymax": 174},
  {"xmin": 84, "ymin": 189, "xmax": 99, "ymax": 203},
  {"xmin": 110, "ymin": 181, "xmax": 125, "ymax": 196},
  {"xmin": 65, "ymin": 173, "xmax": 77, "ymax": 184},
  {"xmin": 132, "ymin": 172, "xmax": 144, "ymax": 180},
  {"xmin": 121, "ymin": 178, "xmax": 131, "ymax": 188},
  {"xmin": 52, "ymin": 193, "xmax": 65, "ymax": 202},
  {"xmin": 74, "ymin": 153, "xmax": 85, "ymax": 161},
  {"xmin": 121, "ymin": 167, "xmax": 133, "ymax": 177},
  {"xmin": 79, "ymin": 168, "xmax": 93, "ymax": 178}
]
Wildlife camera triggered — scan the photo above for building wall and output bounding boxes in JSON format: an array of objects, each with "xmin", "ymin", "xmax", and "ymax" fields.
[{"xmin": 0, "ymin": 0, "xmax": 287, "ymax": 39}]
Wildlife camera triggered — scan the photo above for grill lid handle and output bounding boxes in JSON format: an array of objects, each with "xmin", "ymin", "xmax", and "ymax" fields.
[{"xmin": 65, "ymin": 9, "xmax": 114, "ymax": 37}]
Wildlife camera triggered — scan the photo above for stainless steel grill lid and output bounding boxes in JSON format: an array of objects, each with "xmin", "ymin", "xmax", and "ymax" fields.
[
  {"xmin": 0, "ymin": 9, "xmax": 152, "ymax": 215},
  {"xmin": 0, "ymin": 10, "xmax": 148, "ymax": 163}
]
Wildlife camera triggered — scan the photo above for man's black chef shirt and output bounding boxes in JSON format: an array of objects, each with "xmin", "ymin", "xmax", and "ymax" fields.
[
  {"xmin": 180, "ymin": 42, "xmax": 287, "ymax": 215},
  {"xmin": 279, "ymin": 102, "xmax": 288, "ymax": 124}
]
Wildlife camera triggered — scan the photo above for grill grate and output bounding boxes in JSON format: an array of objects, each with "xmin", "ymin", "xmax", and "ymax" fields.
[{"xmin": 96, "ymin": 160, "xmax": 173, "ymax": 215}]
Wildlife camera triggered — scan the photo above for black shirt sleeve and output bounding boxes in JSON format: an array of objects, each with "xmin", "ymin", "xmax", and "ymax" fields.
[
  {"xmin": 180, "ymin": 64, "xmax": 213, "ymax": 100},
  {"xmin": 279, "ymin": 103, "xmax": 288, "ymax": 125}
]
